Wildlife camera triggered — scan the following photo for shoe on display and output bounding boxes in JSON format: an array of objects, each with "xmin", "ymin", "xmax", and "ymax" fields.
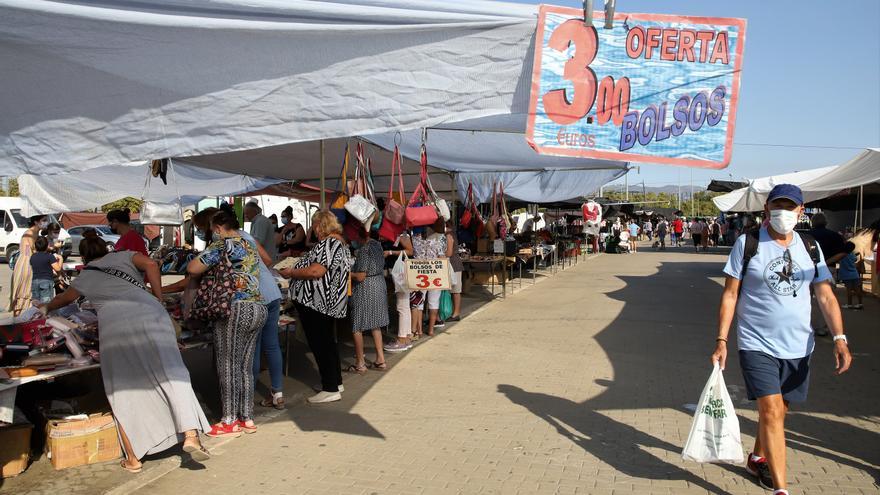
[{"xmin": 308, "ymin": 391, "xmax": 342, "ymax": 404}]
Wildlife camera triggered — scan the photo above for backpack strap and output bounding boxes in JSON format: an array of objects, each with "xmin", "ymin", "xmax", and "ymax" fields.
[
  {"xmin": 796, "ymin": 231, "xmax": 820, "ymax": 279},
  {"xmin": 738, "ymin": 230, "xmax": 760, "ymax": 296}
]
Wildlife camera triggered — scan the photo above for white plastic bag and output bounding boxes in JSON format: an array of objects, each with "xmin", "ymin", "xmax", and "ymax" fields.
[
  {"xmin": 391, "ymin": 252, "xmax": 408, "ymax": 293},
  {"xmin": 682, "ymin": 362, "xmax": 744, "ymax": 464}
]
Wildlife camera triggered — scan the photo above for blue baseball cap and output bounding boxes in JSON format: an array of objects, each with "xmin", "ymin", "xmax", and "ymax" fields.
[{"xmin": 767, "ymin": 184, "xmax": 803, "ymax": 205}]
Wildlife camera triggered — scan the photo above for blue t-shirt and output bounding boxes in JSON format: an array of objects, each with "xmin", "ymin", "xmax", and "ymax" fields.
[
  {"xmin": 837, "ymin": 252, "xmax": 859, "ymax": 281},
  {"xmin": 723, "ymin": 228, "xmax": 833, "ymax": 359},
  {"xmin": 628, "ymin": 224, "xmax": 639, "ymax": 237}
]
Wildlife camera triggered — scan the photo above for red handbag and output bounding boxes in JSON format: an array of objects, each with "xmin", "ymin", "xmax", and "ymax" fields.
[
  {"xmin": 460, "ymin": 182, "xmax": 474, "ymax": 228},
  {"xmin": 404, "ymin": 146, "xmax": 438, "ymax": 228}
]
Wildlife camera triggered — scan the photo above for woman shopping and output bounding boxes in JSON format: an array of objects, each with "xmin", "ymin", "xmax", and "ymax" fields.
[
  {"xmin": 8, "ymin": 214, "xmax": 47, "ymax": 314},
  {"xmin": 412, "ymin": 218, "xmax": 449, "ymax": 337},
  {"xmin": 37, "ymin": 237, "xmax": 211, "ymax": 473},
  {"xmin": 279, "ymin": 210, "xmax": 353, "ymax": 404},
  {"xmin": 188, "ymin": 210, "xmax": 267, "ymax": 437},
  {"xmin": 347, "ymin": 224, "xmax": 388, "ymax": 374}
]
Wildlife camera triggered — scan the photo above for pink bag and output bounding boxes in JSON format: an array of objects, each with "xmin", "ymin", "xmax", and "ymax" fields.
[
  {"xmin": 405, "ymin": 145, "xmax": 439, "ymax": 228},
  {"xmin": 384, "ymin": 146, "xmax": 406, "ymax": 224}
]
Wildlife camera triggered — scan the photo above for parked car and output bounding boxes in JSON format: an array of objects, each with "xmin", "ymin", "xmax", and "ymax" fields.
[
  {"xmin": 66, "ymin": 225, "xmax": 149, "ymax": 256},
  {"xmin": 0, "ymin": 197, "xmax": 71, "ymax": 262}
]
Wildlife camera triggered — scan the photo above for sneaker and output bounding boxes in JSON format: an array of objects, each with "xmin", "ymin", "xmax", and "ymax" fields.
[
  {"xmin": 312, "ymin": 383, "xmax": 344, "ymax": 393},
  {"xmin": 447, "ymin": 316, "xmax": 461, "ymax": 322},
  {"xmin": 434, "ymin": 320, "xmax": 446, "ymax": 328},
  {"xmin": 384, "ymin": 341, "xmax": 410, "ymax": 353},
  {"xmin": 308, "ymin": 391, "xmax": 342, "ymax": 404},
  {"xmin": 746, "ymin": 453, "xmax": 773, "ymax": 490}
]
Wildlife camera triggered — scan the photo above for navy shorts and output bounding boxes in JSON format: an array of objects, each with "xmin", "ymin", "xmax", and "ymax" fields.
[{"xmin": 739, "ymin": 350, "xmax": 811, "ymax": 403}]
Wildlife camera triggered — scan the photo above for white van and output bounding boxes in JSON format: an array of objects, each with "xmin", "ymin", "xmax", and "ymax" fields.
[{"xmin": 0, "ymin": 197, "xmax": 71, "ymax": 262}]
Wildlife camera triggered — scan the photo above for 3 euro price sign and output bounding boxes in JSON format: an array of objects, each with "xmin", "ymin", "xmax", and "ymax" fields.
[
  {"xmin": 405, "ymin": 259, "xmax": 450, "ymax": 291},
  {"xmin": 526, "ymin": 5, "xmax": 747, "ymax": 169}
]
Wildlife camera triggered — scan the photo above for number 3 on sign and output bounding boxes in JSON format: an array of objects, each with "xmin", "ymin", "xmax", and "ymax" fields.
[
  {"xmin": 415, "ymin": 274, "xmax": 430, "ymax": 289},
  {"xmin": 542, "ymin": 19, "xmax": 598, "ymax": 125}
]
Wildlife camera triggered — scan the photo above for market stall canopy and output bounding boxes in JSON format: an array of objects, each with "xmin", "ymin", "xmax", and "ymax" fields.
[
  {"xmin": 17, "ymin": 161, "xmax": 283, "ymax": 216},
  {"xmin": 713, "ymin": 148, "xmax": 880, "ymax": 212},
  {"xmin": 711, "ymin": 166, "xmax": 838, "ymax": 212},
  {"xmin": 455, "ymin": 169, "xmax": 626, "ymax": 204},
  {"xmin": 0, "ymin": 0, "xmax": 537, "ymax": 176},
  {"xmin": 707, "ymin": 179, "xmax": 748, "ymax": 193}
]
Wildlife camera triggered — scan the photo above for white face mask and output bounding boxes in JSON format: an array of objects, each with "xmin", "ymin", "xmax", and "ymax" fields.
[
  {"xmin": 38, "ymin": 220, "xmax": 49, "ymax": 229},
  {"xmin": 281, "ymin": 217, "xmax": 290, "ymax": 225},
  {"xmin": 769, "ymin": 209, "xmax": 799, "ymax": 235}
]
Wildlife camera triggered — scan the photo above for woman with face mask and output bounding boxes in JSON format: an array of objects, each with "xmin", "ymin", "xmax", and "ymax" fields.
[
  {"xmin": 277, "ymin": 206, "xmax": 307, "ymax": 257},
  {"xmin": 8, "ymin": 215, "xmax": 48, "ymax": 314}
]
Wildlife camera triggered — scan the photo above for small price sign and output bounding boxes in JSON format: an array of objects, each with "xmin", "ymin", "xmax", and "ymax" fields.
[{"xmin": 405, "ymin": 259, "xmax": 450, "ymax": 291}]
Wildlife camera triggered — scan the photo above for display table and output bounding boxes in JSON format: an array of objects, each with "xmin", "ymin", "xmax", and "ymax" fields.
[
  {"xmin": 0, "ymin": 364, "xmax": 101, "ymax": 423},
  {"xmin": 462, "ymin": 256, "xmax": 506, "ymax": 298}
]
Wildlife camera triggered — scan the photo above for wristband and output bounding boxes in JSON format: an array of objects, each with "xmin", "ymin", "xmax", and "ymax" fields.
[
  {"xmin": 715, "ymin": 337, "xmax": 727, "ymax": 343},
  {"xmin": 832, "ymin": 334, "xmax": 848, "ymax": 344}
]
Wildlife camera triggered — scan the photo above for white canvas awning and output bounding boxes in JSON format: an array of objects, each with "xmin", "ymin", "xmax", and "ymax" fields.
[
  {"xmin": 712, "ymin": 148, "xmax": 880, "ymax": 212},
  {"xmin": 18, "ymin": 160, "xmax": 283, "ymax": 216},
  {"xmin": 0, "ymin": 0, "xmax": 538, "ymax": 176}
]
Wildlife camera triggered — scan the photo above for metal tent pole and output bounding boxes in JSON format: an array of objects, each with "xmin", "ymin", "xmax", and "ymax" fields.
[{"xmin": 319, "ymin": 140, "xmax": 326, "ymax": 209}]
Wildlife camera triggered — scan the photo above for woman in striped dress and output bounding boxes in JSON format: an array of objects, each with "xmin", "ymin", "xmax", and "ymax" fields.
[{"xmin": 8, "ymin": 215, "xmax": 47, "ymax": 314}]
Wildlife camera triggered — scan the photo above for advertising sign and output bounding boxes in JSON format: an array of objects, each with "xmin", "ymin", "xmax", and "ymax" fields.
[
  {"xmin": 527, "ymin": 5, "xmax": 747, "ymax": 169},
  {"xmin": 405, "ymin": 259, "xmax": 450, "ymax": 291}
]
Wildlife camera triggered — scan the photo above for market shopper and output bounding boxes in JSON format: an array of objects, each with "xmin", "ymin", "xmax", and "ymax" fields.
[
  {"xmin": 837, "ymin": 241, "xmax": 864, "ymax": 310},
  {"xmin": 8, "ymin": 214, "xmax": 46, "ymax": 314},
  {"xmin": 245, "ymin": 201, "xmax": 278, "ymax": 261},
  {"xmin": 711, "ymin": 184, "xmax": 851, "ymax": 495},
  {"xmin": 189, "ymin": 210, "xmax": 268, "ymax": 436},
  {"xmin": 189, "ymin": 208, "xmax": 286, "ymax": 410},
  {"xmin": 656, "ymin": 217, "xmax": 668, "ymax": 250},
  {"xmin": 106, "ymin": 209, "xmax": 148, "ymax": 256},
  {"xmin": 383, "ymin": 234, "xmax": 415, "ymax": 353},
  {"xmin": 38, "ymin": 237, "xmax": 211, "ymax": 472},
  {"xmin": 279, "ymin": 210, "xmax": 353, "ymax": 404},
  {"xmin": 347, "ymin": 224, "xmax": 388, "ymax": 373},
  {"xmin": 627, "ymin": 219, "xmax": 640, "ymax": 253},
  {"xmin": 690, "ymin": 218, "xmax": 704, "ymax": 252},
  {"xmin": 277, "ymin": 206, "xmax": 308, "ymax": 257},
  {"xmin": 672, "ymin": 216, "xmax": 684, "ymax": 246},
  {"xmin": 446, "ymin": 220, "xmax": 464, "ymax": 321},
  {"xmin": 29, "ymin": 236, "xmax": 62, "ymax": 303},
  {"xmin": 412, "ymin": 219, "xmax": 449, "ymax": 337}
]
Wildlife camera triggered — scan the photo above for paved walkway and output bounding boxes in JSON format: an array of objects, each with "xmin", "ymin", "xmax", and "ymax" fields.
[{"xmin": 8, "ymin": 247, "xmax": 880, "ymax": 494}]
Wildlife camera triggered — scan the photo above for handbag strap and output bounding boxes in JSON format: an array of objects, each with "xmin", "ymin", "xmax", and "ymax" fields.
[
  {"xmin": 500, "ymin": 182, "xmax": 508, "ymax": 216},
  {"xmin": 389, "ymin": 145, "xmax": 405, "ymax": 200},
  {"xmin": 84, "ymin": 266, "xmax": 147, "ymax": 291},
  {"xmin": 491, "ymin": 182, "xmax": 498, "ymax": 217},
  {"xmin": 334, "ymin": 143, "xmax": 350, "ymax": 193}
]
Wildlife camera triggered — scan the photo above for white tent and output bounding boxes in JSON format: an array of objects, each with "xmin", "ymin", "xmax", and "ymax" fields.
[
  {"xmin": 713, "ymin": 148, "xmax": 880, "ymax": 212},
  {"xmin": 0, "ymin": 0, "xmax": 538, "ymax": 176},
  {"xmin": 712, "ymin": 166, "xmax": 838, "ymax": 212},
  {"xmin": 18, "ymin": 161, "xmax": 283, "ymax": 216}
]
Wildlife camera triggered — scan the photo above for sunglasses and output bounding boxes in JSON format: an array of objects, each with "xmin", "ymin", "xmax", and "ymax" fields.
[{"xmin": 783, "ymin": 248, "xmax": 797, "ymax": 298}]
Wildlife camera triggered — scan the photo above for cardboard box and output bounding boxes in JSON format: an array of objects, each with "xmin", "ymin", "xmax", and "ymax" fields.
[
  {"xmin": 470, "ymin": 270, "xmax": 508, "ymax": 286},
  {"xmin": 45, "ymin": 413, "xmax": 121, "ymax": 470},
  {"xmin": 476, "ymin": 238, "xmax": 490, "ymax": 254},
  {"xmin": 0, "ymin": 423, "xmax": 32, "ymax": 478}
]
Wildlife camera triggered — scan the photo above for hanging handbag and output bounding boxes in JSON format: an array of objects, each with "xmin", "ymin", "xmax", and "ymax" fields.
[
  {"xmin": 190, "ymin": 245, "xmax": 236, "ymax": 321},
  {"xmin": 486, "ymin": 183, "xmax": 499, "ymax": 241},
  {"xmin": 140, "ymin": 159, "xmax": 184, "ymax": 225},
  {"xmin": 404, "ymin": 145, "xmax": 439, "ymax": 228},
  {"xmin": 344, "ymin": 147, "xmax": 377, "ymax": 226},
  {"xmin": 330, "ymin": 144, "xmax": 350, "ymax": 223},
  {"xmin": 460, "ymin": 182, "xmax": 474, "ymax": 228},
  {"xmin": 384, "ymin": 146, "xmax": 407, "ymax": 224},
  {"xmin": 498, "ymin": 182, "xmax": 511, "ymax": 239}
]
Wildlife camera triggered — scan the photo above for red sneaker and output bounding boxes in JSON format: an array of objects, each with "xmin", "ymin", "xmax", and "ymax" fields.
[
  {"xmin": 206, "ymin": 422, "xmax": 242, "ymax": 438},
  {"xmin": 236, "ymin": 419, "xmax": 257, "ymax": 434},
  {"xmin": 746, "ymin": 453, "xmax": 773, "ymax": 490}
]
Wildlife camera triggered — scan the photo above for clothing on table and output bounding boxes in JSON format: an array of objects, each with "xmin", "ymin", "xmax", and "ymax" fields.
[
  {"xmin": 837, "ymin": 252, "xmax": 860, "ymax": 282},
  {"xmin": 115, "ymin": 230, "xmax": 148, "ymax": 256},
  {"xmin": 197, "ymin": 237, "xmax": 262, "ymax": 303},
  {"xmin": 723, "ymin": 227, "xmax": 832, "ymax": 359},
  {"xmin": 214, "ymin": 301, "xmax": 268, "ymax": 424},
  {"xmin": 8, "ymin": 234, "xmax": 34, "ymax": 313},
  {"xmin": 249, "ymin": 214, "xmax": 278, "ymax": 261},
  {"xmin": 30, "ymin": 252, "xmax": 56, "ymax": 281},
  {"xmin": 296, "ymin": 303, "xmax": 343, "ymax": 393},
  {"xmin": 291, "ymin": 237, "xmax": 353, "ymax": 319},
  {"xmin": 350, "ymin": 239, "xmax": 390, "ymax": 332},
  {"xmin": 71, "ymin": 251, "xmax": 210, "ymax": 458}
]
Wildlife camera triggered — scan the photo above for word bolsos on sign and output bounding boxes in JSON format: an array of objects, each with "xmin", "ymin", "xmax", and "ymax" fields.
[
  {"xmin": 526, "ymin": 5, "xmax": 746, "ymax": 169},
  {"xmin": 405, "ymin": 259, "xmax": 450, "ymax": 291}
]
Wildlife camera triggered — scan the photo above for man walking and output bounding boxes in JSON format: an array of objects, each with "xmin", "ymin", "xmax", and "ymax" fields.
[
  {"xmin": 711, "ymin": 185, "xmax": 851, "ymax": 495},
  {"xmin": 672, "ymin": 216, "xmax": 684, "ymax": 246}
]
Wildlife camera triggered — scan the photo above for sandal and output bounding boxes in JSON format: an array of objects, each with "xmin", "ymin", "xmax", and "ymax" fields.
[
  {"xmin": 182, "ymin": 442, "xmax": 211, "ymax": 462},
  {"xmin": 371, "ymin": 361, "xmax": 388, "ymax": 371},
  {"xmin": 120, "ymin": 460, "xmax": 143, "ymax": 473},
  {"xmin": 258, "ymin": 391, "xmax": 285, "ymax": 410},
  {"xmin": 345, "ymin": 363, "xmax": 368, "ymax": 375},
  {"xmin": 236, "ymin": 419, "xmax": 258, "ymax": 434}
]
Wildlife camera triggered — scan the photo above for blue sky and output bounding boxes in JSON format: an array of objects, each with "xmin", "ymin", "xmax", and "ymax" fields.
[{"xmin": 511, "ymin": 0, "xmax": 880, "ymax": 190}]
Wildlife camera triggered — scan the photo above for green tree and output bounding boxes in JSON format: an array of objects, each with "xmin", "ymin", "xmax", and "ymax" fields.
[
  {"xmin": 682, "ymin": 191, "xmax": 721, "ymax": 218},
  {"xmin": 101, "ymin": 197, "xmax": 143, "ymax": 213},
  {"xmin": 0, "ymin": 178, "xmax": 19, "ymax": 196}
]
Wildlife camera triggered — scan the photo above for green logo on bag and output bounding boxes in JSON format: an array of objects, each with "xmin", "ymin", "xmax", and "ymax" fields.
[{"xmin": 702, "ymin": 390, "xmax": 727, "ymax": 419}]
